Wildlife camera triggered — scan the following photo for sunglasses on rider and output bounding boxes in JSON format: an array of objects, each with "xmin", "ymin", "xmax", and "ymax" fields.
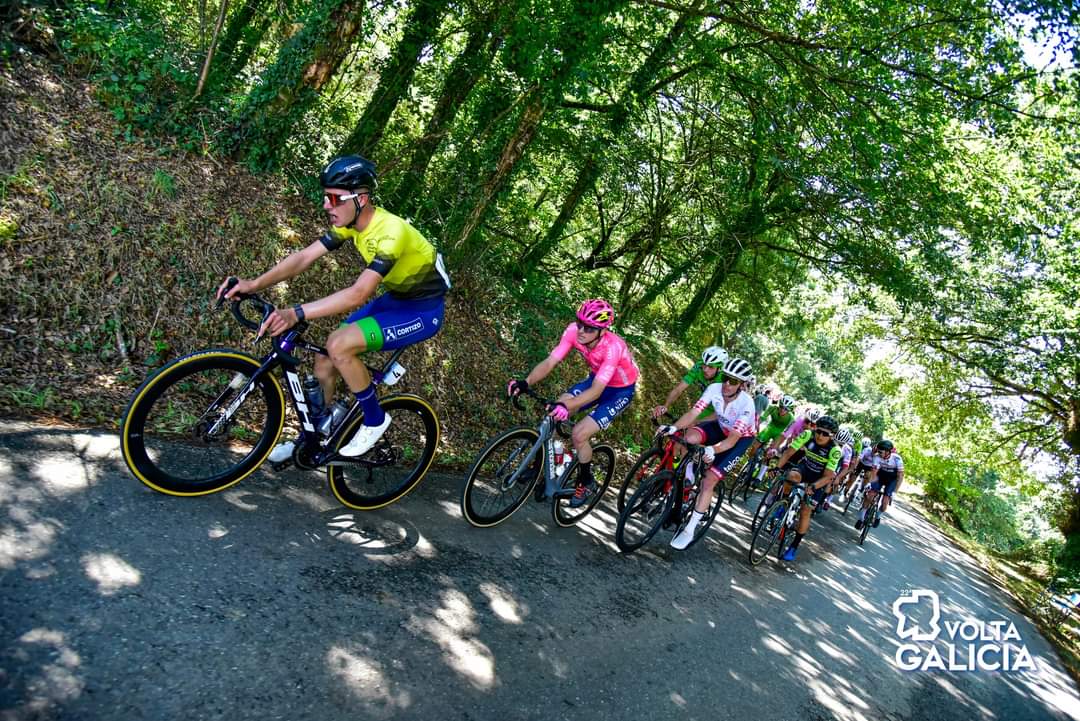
[
  {"xmin": 814, "ymin": 429, "xmax": 833, "ymax": 439},
  {"xmin": 323, "ymin": 192, "xmax": 360, "ymax": 208},
  {"xmin": 722, "ymin": 376, "xmax": 741, "ymax": 385},
  {"xmin": 575, "ymin": 321, "xmax": 600, "ymax": 333}
]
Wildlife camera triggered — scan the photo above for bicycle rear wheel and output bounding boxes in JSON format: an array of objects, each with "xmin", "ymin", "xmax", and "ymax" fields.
[
  {"xmin": 553, "ymin": 445, "xmax": 616, "ymax": 527},
  {"xmin": 617, "ymin": 446, "xmax": 663, "ymax": 512},
  {"xmin": 749, "ymin": 499, "xmax": 788, "ymax": 566},
  {"xmin": 460, "ymin": 427, "xmax": 543, "ymax": 528},
  {"xmin": 615, "ymin": 470, "xmax": 676, "ymax": 553},
  {"xmin": 327, "ymin": 394, "xmax": 440, "ymax": 510},
  {"xmin": 120, "ymin": 349, "xmax": 285, "ymax": 495}
]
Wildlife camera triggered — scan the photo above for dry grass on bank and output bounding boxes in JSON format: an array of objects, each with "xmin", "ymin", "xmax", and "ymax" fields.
[{"xmin": 0, "ymin": 55, "xmax": 689, "ymax": 468}]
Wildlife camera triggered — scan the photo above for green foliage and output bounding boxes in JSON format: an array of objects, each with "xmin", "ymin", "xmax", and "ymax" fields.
[{"xmin": 57, "ymin": 1, "xmax": 199, "ymax": 141}]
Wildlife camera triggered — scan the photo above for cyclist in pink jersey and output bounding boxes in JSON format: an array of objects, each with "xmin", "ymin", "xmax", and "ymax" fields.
[{"xmin": 507, "ymin": 299, "xmax": 638, "ymax": 507}]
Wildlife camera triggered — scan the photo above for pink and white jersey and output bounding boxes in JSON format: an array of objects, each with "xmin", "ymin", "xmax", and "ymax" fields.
[
  {"xmin": 782, "ymin": 415, "xmax": 808, "ymax": 441},
  {"xmin": 550, "ymin": 324, "xmax": 639, "ymax": 388},
  {"xmin": 693, "ymin": 385, "xmax": 757, "ymax": 438}
]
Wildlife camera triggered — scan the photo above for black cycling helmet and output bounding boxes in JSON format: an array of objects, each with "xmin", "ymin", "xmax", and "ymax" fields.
[
  {"xmin": 320, "ymin": 155, "xmax": 377, "ymax": 191},
  {"xmin": 816, "ymin": 415, "xmax": 839, "ymax": 434},
  {"xmin": 876, "ymin": 439, "xmax": 895, "ymax": 453}
]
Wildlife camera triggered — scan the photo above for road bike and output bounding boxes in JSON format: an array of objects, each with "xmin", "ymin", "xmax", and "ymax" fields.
[
  {"xmin": 728, "ymin": 442, "xmax": 769, "ymax": 505},
  {"xmin": 459, "ymin": 388, "xmax": 615, "ymax": 528},
  {"xmin": 748, "ymin": 477, "xmax": 807, "ymax": 566},
  {"xmin": 749, "ymin": 465, "xmax": 786, "ymax": 533},
  {"xmin": 120, "ymin": 284, "xmax": 439, "ymax": 510},
  {"xmin": 614, "ymin": 433, "xmax": 722, "ymax": 553},
  {"xmin": 616, "ymin": 414, "xmax": 678, "ymax": 513},
  {"xmin": 840, "ymin": 472, "xmax": 867, "ymax": 515},
  {"xmin": 856, "ymin": 489, "xmax": 885, "ymax": 545}
]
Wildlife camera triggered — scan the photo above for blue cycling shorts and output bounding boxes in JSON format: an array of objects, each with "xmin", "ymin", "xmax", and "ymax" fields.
[
  {"xmin": 343, "ymin": 293, "xmax": 445, "ymax": 351},
  {"xmin": 566, "ymin": 376, "xmax": 636, "ymax": 430},
  {"xmin": 693, "ymin": 421, "xmax": 754, "ymax": 479}
]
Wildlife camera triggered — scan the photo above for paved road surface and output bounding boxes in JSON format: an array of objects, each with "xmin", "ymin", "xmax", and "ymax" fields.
[{"xmin": 1, "ymin": 422, "xmax": 1077, "ymax": 720}]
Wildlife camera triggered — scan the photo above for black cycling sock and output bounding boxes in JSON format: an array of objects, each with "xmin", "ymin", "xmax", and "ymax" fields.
[
  {"xmin": 790, "ymin": 532, "xmax": 804, "ymax": 550},
  {"xmin": 577, "ymin": 461, "xmax": 592, "ymax": 482}
]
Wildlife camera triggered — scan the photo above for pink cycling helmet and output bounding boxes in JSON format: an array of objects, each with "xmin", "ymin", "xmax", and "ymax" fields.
[{"xmin": 577, "ymin": 298, "xmax": 615, "ymax": 329}]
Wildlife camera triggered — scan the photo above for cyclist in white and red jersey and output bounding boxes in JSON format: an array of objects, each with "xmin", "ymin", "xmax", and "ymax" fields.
[
  {"xmin": 507, "ymin": 299, "xmax": 638, "ymax": 508},
  {"xmin": 856, "ymin": 440, "xmax": 904, "ymax": 529},
  {"xmin": 840, "ymin": 436, "xmax": 876, "ymax": 499},
  {"xmin": 658, "ymin": 357, "xmax": 757, "ymax": 550}
]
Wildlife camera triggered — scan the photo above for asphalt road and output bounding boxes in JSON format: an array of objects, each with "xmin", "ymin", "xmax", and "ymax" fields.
[{"xmin": 1, "ymin": 421, "xmax": 1078, "ymax": 720}]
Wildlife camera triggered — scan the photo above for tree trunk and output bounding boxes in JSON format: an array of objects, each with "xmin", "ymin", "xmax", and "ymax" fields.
[
  {"xmin": 211, "ymin": 0, "xmax": 273, "ymax": 85},
  {"xmin": 394, "ymin": 20, "xmax": 503, "ymax": 214},
  {"xmin": 518, "ymin": 9, "xmax": 697, "ymax": 271},
  {"xmin": 674, "ymin": 236, "xmax": 742, "ymax": 335},
  {"xmin": 449, "ymin": 0, "xmax": 627, "ymax": 266},
  {"xmin": 338, "ymin": 0, "xmax": 451, "ymax": 157},
  {"xmin": 194, "ymin": 0, "xmax": 231, "ymax": 98},
  {"xmin": 451, "ymin": 86, "xmax": 545, "ymax": 263},
  {"xmin": 229, "ymin": 0, "xmax": 365, "ymax": 169}
]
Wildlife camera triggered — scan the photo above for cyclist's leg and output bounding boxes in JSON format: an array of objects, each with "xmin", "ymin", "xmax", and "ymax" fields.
[
  {"xmin": 337, "ymin": 294, "xmax": 445, "ymax": 455},
  {"xmin": 567, "ymin": 383, "xmax": 633, "ymax": 505}
]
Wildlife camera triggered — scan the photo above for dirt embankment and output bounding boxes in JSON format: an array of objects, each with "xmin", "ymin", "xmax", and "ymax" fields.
[{"xmin": 0, "ymin": 56, "xmax": 690, "ymax": 466}]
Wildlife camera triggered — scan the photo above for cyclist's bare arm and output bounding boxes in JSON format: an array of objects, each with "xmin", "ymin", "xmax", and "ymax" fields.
[
  {"xmin": 525, "ymin": 355, "xmax": 560, "ymax": 387},
  {"xmin": 565, "ymin": 378, "xmax": 606, "ymax": 413},
  {"xmin": 654, "ymin": 380, "xmax": 690, "ymax": 417},
  {"xmin": 298, "ymin": 268, "xmax": 381, "ymax": 321},
  {"xmin": 219, "ymin": 239, "xmax": 329, "ymax": 299}
]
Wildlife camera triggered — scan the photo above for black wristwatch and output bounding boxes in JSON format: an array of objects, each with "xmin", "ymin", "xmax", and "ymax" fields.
[{"xmin": 292, "ymin": 304, "xmax": 306, "ymax": 322}]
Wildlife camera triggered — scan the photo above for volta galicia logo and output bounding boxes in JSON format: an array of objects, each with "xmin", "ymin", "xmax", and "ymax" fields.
[{"xmin": 892, "ymin": 590, "xmax": 1036, "ymax": 672}]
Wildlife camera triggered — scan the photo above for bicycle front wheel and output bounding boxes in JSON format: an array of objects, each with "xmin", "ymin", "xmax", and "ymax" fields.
[
  {"xmin": 120, "ymin": 349, "xmax": 285, "ymax": 495},
  {"xmin": 327, "ymin": 394, "xmax": 440, "ymax": 510},
  {"xmin": 460, "ymin": 427, "xmax": 543, "ymax": 528},
  {"xmin": 859, "ymin": 505, "xmax": 874, "ymax": 545},
  {"xmin": 552, "ymin": 444, "xmax": 616, "ymax": 527},
  {"xmin": 615, "ymin": 470, "xmax": 676, "ymax": 553},
  {"xmin": 749, "ymin": 499, "xmax": 789, "ymax": 566},
  {"xmin": 617, "ymin": 446, "xmax": 663, "ymax": 512}
]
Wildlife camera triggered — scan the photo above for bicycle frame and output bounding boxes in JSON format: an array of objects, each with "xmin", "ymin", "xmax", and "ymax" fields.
[
  {"xmin": 505, "ymin": 392, "xmax": 578, "ymax": 500},
  {"xmin": 208, "ymin": 291, "xmax": 411, "ymax": 468}
]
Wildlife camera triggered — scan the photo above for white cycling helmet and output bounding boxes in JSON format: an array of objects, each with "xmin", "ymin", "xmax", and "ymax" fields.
[
  {"xmin": 806, "ymin": 408, "xmax": 823, "ymax": 423},
  {"xmin": 701, "ymin": 346, "xmax": 728, "ymax": 367},
  {"xmin": 862, "ymin": 436, "xmax": 872, "ymax": 448},
  {"xmin": 722, "ymin": 357, "xmax": 754, "ymax": 382},
  {"xmin": 837, "ymin": 428, "xmax": 853, "ymax": 446},
  {"xmin": 779, "ymin": 394, "xmax": 796, "ymax": 410}
]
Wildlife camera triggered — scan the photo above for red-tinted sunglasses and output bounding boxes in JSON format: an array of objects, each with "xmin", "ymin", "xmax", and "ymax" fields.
[{"xmin": 324, "ymin": 192, "xmax": 359, "ymax": 208}]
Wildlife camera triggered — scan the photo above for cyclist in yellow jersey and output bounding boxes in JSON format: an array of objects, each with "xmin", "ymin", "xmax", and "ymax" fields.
[{"xmin": 218, "ymin": 155, "xmax": 450, "ymax": 462}]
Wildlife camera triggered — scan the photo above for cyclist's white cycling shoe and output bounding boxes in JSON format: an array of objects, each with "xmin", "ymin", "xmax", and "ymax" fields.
[
  {"xmin": 670, "ymin": 523, "xmax": 696, "ymax": 550},
  {"xmin": 338, "ymin": 414, "xmax": 392, "ymax": 457},
  {"xmin": 268, "ymin": 440, "xmax": 296, "ymax": 463}
]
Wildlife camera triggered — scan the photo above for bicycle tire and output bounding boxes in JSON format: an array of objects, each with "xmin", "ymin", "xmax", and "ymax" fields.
[
  {"xmin": 750, "ymin": 476, "xmax": 782, "ymax": 533},
  {"xmin": 615, "ymin": 470, "xmax": 676, "ymax": 553},
  {"xmin": 327, "ymin": 394, "xmax": 440, "ymax": 510},
  {"xmin": 552, "ymin": 444, "xmax": 616, "ymax": 527},
  {"xmin": 749, "ymin": 499, "xmax": 789, "ymax": 566},
  {"xmin": 777, "ymin": 499, "xmax": 802, "ymax": 561},
  {"xmin": 617, "ymin": 446, "xmax": 664, "ymax": 513},
  {"xmin": 120, "ymin": 349, "xmax": 285, "ymax": 496},
  {"xmin": 859, "ymin": 504, "xmax": 874, "ymax": 545},
  {"xmin": 460, "ymin": 427, "xmax": 543, "ymax": 528},
  {"xmin": 731, "ymin": 447, "xmax": 763, "ymax": 505}
]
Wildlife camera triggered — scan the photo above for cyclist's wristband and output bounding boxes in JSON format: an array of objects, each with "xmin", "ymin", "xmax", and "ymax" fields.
[{"xmin": 293, "ymin": 304, "xmax": 306, "ymax": 322}]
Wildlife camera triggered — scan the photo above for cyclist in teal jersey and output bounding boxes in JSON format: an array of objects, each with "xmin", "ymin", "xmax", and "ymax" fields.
[{"xmin": 651, "ymin": 346, "xmax": 728, "ymax": 420}]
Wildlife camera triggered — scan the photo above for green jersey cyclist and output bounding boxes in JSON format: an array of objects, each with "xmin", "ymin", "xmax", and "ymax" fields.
[{"xmin": 651, "ymin": 346, "xmax": 728, "ymax": 420}]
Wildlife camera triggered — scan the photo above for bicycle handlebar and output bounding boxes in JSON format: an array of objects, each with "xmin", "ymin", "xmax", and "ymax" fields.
[
  {"xmin": 510, "ymin": 387, "xmax": 573, "ymax": 437},
  {"xmin": 215, "ymin": 277, "xmax": 304, "ymax": 365}
]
